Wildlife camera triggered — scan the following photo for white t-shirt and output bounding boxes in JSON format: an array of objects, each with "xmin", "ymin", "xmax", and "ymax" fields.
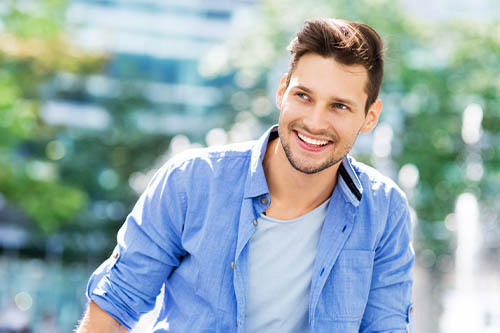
[{"xmin": 245, "ymin": 198, "xmax": 331, "ymax": 332}]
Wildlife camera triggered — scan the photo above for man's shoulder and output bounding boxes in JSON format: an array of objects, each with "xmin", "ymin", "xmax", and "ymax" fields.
[
  {"xmin": 171, "ymin": 140, "xmax": 255, "ymax": 164},
  {"xmin": 161, "ymin": 140, "xmax": 256, "ymax": 178},
  {"xmin": 348, "ymin": 156, "xmax": 407, "ymax": 205}
]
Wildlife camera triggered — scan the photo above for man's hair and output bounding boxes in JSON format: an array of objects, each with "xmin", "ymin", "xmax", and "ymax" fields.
[{"xmin": 286, "ymin": 18, "xmax": 385, "ymax": 113}]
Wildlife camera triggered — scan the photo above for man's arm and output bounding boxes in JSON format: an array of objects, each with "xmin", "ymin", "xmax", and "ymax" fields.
[
  {"xmin": 360, "ymin": 199, "xmax": 415, "ymax": 332},
  {"xmin": 80, "ymin": 161, "xmax": 187, "ymax": 329},
  {"xmin": 75, "ymin": 301, "xmax": 129, "ymax": 333}
]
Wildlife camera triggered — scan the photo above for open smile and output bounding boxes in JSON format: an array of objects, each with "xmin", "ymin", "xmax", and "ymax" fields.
[{"xmin": 293, "ymin": 130, "xmax": 333, "ymax": 152}]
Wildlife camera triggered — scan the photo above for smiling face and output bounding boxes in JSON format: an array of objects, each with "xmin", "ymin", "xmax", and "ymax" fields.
[{"xmin": 276, "ymin": 52, "xmax": 382, "ymax": 174}]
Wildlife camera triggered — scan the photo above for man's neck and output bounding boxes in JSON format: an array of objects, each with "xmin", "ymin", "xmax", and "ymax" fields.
[{"xmin": 262, "ymin": 137, "xmax": 340, "ymax": 220}]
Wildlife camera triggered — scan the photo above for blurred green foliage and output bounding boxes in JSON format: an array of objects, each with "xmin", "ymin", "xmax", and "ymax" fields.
[{"xmin": 0, "ymin": 0, "xmax": 106, "ymax": 233}]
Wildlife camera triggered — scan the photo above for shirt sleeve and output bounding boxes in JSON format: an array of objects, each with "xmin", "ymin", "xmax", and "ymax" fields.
[
  {"xmin": 360, "ymin": 196, "xmax": 415, "ymax": 333},
  {"xmin": 86, "ymin": 162, "xmax": 187, "ymax": 330}
]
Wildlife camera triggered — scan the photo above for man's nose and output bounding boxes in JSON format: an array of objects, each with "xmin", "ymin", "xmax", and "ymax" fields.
[{"xmin": 302, "ymin": 104, "xmax": 329, "ymax": 133}]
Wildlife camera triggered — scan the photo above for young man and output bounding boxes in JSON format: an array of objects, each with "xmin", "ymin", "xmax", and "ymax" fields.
[{"xmin": 77, "ymin": 18, "xmax": 414, "ymax": 332}]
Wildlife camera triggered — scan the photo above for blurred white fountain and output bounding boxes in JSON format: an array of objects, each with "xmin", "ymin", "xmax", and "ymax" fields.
[
  {"xmin": 455, "ymin": 194, "xmax": 479, "ymax": 292},
  {"xmin": 440, "ymin": 193, "xmax": 482, "ymax": 332}
]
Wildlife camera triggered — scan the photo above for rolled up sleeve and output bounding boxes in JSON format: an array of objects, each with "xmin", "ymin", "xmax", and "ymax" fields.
[
  {"xmin": 360, "ymin": 198, "xmax": 415, "ymax": 333},
  {"xmin": 86, "ymin": 162, "xmax": 187, "ymax": 330}
]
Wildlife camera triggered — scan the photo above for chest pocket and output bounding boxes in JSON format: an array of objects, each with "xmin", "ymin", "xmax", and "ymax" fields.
[{"xmin": 319, "ymin": 249, "xmax": 375, "ymax": 321}]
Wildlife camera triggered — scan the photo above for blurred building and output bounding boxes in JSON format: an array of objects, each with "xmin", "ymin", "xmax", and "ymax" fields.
[{"xmin": 42, "ymin": 0, "xmax": 254, "ymax": 139}]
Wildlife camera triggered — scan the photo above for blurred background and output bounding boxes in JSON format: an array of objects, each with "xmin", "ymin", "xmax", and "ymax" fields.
[{"xmin": 0, "ymin": 0, "xmax": 499, "ymax": 332}]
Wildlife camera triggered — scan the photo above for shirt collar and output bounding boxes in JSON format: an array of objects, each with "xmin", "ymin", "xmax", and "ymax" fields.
[
  {"xmin": 244, "ymin": 125, "xmax": 363, "ymax": 206},
  {"xmin": 338, "ymin": 155, "xmax": 363, "ymax": 206},
  {"xmin": 243, "ymin": 126, "xmax": 277, "ymax": 199}
]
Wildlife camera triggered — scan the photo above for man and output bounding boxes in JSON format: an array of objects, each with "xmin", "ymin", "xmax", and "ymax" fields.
[{"xmin": 76, "ymin": 18, "xmax": 414, "ymax": 332}]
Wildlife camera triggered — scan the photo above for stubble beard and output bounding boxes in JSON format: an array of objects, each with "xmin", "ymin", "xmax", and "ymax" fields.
[{"xmin": 278, "ymin": 126, "xmax": 352, "ymax": 175}]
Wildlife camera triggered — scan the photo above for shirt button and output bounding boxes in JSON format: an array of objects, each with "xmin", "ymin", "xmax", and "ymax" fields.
[
  {"xmin": 253, "ymin": 218, "xmax": 258, "ymax": 226},
  {"xmin": 410, "ymin": 306, "xmax": 414, "ymax": 314},
  {"xmin": 260, "ymin": 196, "xmax": 268, "ymax": 205},
  {"xmin": 236, "ymin": 321, "xmax": 239, "ymax": 327},
  {"xmin": 112, "ymin": 247, "xmax": 120, "ymax": 259},
  {"xmin": 231, "ymin": 261, "xmax": 235, "ymax": 270}
]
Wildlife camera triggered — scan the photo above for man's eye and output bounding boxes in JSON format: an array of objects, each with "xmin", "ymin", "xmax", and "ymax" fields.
[
  {"xmin": 333, "ymin": 103, "xmax": 348, "ymax": 110},
  {"xmin": 297, "ymin": 93, "xmax": 309, "ymax": 100}
]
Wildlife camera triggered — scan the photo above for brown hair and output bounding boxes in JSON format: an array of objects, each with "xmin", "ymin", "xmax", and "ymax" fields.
[{"xmin": 286, "ymin": 18, "xmax": 385, "ymax": 113}]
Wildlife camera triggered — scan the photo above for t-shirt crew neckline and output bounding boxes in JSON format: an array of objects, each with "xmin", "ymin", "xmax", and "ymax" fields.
[{"xmin": 260, "ymin": 197, "xmax": 331, "ymax": 225}]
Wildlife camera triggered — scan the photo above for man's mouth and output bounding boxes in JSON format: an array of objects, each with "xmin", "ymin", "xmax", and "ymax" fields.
[{"xmin": 296, "ymin": 131, "xmax": 330, "ymax": 147}]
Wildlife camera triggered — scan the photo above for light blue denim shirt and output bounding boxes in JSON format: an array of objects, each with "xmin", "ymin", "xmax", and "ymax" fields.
[{"xmin": 87, "ymin": 125, "xmax": 414, "ymax": 332}]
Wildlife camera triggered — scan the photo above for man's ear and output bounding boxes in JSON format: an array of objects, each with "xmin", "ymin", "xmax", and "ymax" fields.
[
  {"xmin": 360, "ymin": 98, "xmax": 383, "ymax": 133},
  {"xmin": 275, "ymin": 73, "xmax": 288, "ymax": 110}
]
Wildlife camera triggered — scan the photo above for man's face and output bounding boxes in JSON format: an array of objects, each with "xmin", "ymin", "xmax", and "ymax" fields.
[{"xmin": 276, "ymin": 52, "xmax": 382, "ymax": 174}]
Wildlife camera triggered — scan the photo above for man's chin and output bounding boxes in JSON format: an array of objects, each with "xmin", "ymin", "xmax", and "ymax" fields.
[{"xmin": 287, "ymin": 158, "xmax": 340, "ymax": 175}]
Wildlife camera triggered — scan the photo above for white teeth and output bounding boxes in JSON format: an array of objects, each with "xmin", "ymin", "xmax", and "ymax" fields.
[{"xmin": 297, "ymin": 132, "xmax": 328, "ymax": 146}]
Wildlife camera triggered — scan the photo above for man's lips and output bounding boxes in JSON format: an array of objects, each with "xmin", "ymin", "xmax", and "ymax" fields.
[
  {"xmin": 296, "ymin": 131, "xmax": 330, "ymax": 145},
  {"xmin": 293, "ymin": 130, "xmax": 332, "ymax": 152},
  {"xmin": 295, "ymin": 129, "xmax": 333, "ymax": 144}
]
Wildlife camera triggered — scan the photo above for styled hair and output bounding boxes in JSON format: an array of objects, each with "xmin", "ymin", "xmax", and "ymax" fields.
[{"xmin": 286, "ymin": 18, "xmax": 385, "ymax": 113}]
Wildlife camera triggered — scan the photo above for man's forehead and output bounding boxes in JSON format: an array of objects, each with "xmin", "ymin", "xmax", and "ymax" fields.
[{"xmin": 289, "ymin": 55, "xmax": 369, "ymax": 104}]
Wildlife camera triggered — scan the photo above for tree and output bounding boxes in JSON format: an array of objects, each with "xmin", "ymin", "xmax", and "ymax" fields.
[{"xmin": 0, "ymin": 0, "xmax": 106, "ymax": 234}]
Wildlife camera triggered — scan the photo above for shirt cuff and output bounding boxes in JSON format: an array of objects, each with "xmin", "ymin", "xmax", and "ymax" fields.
[{"xmin": 86, "ymin": 254, "xmax": 138, "ymax": 330}]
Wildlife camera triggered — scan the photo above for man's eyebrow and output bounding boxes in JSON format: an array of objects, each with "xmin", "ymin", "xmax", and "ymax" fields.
[
  {"xmin": 294, "ymin": 85, "xmax": 314, "ymax": 94},
  {"xmin": 331, "ymin": 96, "xmax": 357, "ymax": 107},
  {"xmin": 294, "ymin": 85, "xmax": 357, "ymax": 106}
]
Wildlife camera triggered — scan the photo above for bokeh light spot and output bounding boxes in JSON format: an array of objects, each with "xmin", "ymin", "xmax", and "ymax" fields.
[
  {"xmin": 169, "ymin": 135, "xmax": 191, "ymax": 156},
  {"xmin": 206, "ymin": 128, "xmax": 228, "ymax": 147},
  {"xmin": 252, "ymin": 96, "xmax": 272, "ymax": 117},
  {"xmin": 462, "ymin": 103, "xmax": 483, "ymax": 144},
  {"xmin": 15, "ymin": 292, "xmax": 33, "ymax": 311},
  {"xmin": 45, "ymin": 140, "xmax": 66, "ymax": 160},
  {"xmin": 398, "ymin": 164, "xmax": 420, "ymax": 189},
  {"xmin": 98, "ymin": 169, "xmax": 119, "ymax": 190},
  {"xmin": 372, "ymin": 123, "xmax": 393, "ymax": 158}
]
